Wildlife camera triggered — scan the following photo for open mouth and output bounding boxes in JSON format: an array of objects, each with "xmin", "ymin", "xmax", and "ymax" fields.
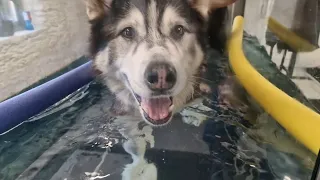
[
  {"xmin": 134, "ymin": 93, "xmax": 173, "ymax": 125},
  {"xmin": 122, "ymin": 73, "xmax": 174, "ymax": 125}
]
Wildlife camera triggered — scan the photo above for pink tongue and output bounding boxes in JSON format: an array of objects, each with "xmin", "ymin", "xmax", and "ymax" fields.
[{"xmin": 141, "ymin": 97, "xmax": 171, "ymax": 121}]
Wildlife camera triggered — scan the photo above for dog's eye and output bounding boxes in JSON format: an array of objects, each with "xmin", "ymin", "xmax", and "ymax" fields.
[
  {"xmin": 171, "ymin": 25, "xmax": 185, "ymax": 39},
  {"xmin": 121, "ymin": 27, "xmax": 135, "ymax": 39}
]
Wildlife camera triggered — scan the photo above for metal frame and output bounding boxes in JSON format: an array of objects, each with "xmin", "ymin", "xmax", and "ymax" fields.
[
  {"xmin": 267, "ymin": 0, "xmax": 320, "ymax": 79},
  {"xmin": 229, "ymin": 0, "xmax": 246, "ymax": 24}
]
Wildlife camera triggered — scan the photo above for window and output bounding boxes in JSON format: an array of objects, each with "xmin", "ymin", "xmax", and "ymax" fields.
[{"xmin": 0, "ymin": 0, "xmax": 34, "ymax": 38}]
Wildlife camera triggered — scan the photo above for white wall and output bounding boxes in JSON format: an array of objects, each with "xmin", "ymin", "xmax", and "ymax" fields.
[
  {"xmin": 0, "ymin": 0, "xmax": 90, "ymax": 101},
  {"xmin": 243, "ymin": 0, "xmax": 299, "ymax": 45}
]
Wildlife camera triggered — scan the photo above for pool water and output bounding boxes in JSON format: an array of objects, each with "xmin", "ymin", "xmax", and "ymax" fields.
[{"xmin": 0, "ymin": 37, "xmax": 317, "ymax": 180}]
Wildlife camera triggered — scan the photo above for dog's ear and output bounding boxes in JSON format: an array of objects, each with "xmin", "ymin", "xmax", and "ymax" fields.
[
  {"xmin": 190, "ymin": 0, "xmax": 236, "ymax": 18},
  {"xmin": 85, "ymin": 0, "xmax": 112, "ymax": 20}
]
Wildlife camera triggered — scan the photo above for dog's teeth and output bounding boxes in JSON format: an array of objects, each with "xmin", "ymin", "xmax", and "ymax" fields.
[{"xmin": 169, "ymin": 105, "xmax": 174, "ymax": 111}]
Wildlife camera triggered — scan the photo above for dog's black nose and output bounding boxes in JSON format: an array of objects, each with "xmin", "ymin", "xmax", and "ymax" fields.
[{"xmin": 144, "ymin": 62, "xmax": 177, "ymax": 91}]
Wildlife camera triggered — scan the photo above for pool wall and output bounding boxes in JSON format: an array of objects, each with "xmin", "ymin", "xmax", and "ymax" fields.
[
  {"xmin": 0, "ymin": 61, "xmax": 94, "ymax": 134},
  {"xmin": 0, "ymin": 0, "xmax": 90, "ymax": 102}
]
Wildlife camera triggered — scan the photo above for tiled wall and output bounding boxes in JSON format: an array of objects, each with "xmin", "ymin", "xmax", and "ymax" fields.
[{"xmin": 0, "ymin": 0, "xmax": 90, "ymax": 101}]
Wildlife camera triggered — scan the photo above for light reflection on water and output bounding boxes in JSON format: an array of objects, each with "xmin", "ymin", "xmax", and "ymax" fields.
[
  {"xmin": 0, "ymin": 47, "xmax": 317, "ymax": 180},
  {"xmin": 0, "ymin": 79, "xmax": 315, "ymax": 180}
]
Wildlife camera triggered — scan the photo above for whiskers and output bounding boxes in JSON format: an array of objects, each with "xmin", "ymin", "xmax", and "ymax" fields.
[{"xmin": 191, "ymin": 75, "xmax": 217, "ymax": 84}]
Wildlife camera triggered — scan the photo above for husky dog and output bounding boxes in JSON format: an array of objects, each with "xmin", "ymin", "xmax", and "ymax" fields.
[{"xmin": 85, "ymin": 0, "xmax": 236, "ymax": 126}]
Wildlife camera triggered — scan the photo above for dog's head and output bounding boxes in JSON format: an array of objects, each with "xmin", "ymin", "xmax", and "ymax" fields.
[{"xmin": 86, "ymin": 0, "xmax": 235, "ymax": 126}]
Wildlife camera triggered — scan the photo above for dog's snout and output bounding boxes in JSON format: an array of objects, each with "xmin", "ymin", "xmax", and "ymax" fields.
[{"xmin": 145, "ymin": 62, "xmax": 177, "ymax": 91}]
